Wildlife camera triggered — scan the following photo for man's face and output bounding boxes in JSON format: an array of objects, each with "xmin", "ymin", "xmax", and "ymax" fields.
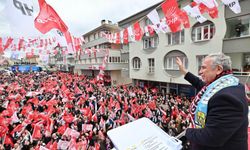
[{"xmin": 199, "ymin": 57, "xmax": 222, "ymax": 84}]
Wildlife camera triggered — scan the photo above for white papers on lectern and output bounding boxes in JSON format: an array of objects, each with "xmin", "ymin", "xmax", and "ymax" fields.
[{"xmin": 107, "ymin": 117, "xmax": 182, "ymax": 150}]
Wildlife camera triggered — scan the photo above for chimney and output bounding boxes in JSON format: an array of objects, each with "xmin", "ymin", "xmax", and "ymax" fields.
[
  {"xmin": 108, "ymin": 20, "xmax": 112, "ymax": 24},
  {"xmin": 101, "ymin": 19, "xmax": 106, "ymax": 25}
]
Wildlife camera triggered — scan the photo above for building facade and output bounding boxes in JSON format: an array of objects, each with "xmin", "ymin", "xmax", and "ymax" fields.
[
  {"xmin": 74, "ymin": 20, "xmax": 132, "ymax": 86},
  {"xmin": 48, "ymin": 46, "xmax": 75, "ymax": 72},
  {"xmin": 223, "ymin": 0, "xmax": 250, "ymax": 84},
  {"xmin": 118, "ymin": 0, "xmax": 249, "ymax": 97}
]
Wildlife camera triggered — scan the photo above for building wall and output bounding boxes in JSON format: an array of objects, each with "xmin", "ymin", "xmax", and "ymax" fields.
[
  {"xmin": 227, "ymin": 53, "xmax": 243, "ymax": 71},
  {"xmin": 110, "ymin": 70, "xmax": 132, "ymax": 85},
  {"xmin": 225, "ymin": 0, "xmax": 250, "ymax": 19},
  {"xmin": 76, "ymin": 21, "xmax": 132, "ymax": 84},
  {"xmin": 129, "ymin": 2, "xmax": 226, "ymax": 85},
  {"xmin": 223, "ymin": 0, "xmax": 250, "ymax": 54}
]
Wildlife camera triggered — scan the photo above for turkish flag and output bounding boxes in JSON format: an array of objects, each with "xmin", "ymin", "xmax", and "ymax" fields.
[
  {"xmin": 34, "ymin": 0, "xmax": 68, "ymax": 34},
  {"xmin": 0, "ymin": 124, "xmax": 8, "ymax": 137},
  {"xmin": 32, "ymin": 124, "xmax": 42, "ymax": 140},
  {"xmin": 192, "ymin": 2, "xmax": 218, "ymax": 19},
  {"xmin": 199, "ymin": 3, "xmax": 218, "ymax": 18},
  {"xmin": 148, "ymin": 100, "xmax": 156, "ymax": 110},
  {"xmin": 74, "ymin": 85, "xmax": 82, "ymax": 94},
  {"xmin": 0, "ymin": 37, "xmax": 13, "ymax": 53},
  {"xmin": 57, "ymin": 125, "xmax": 67, "ymax": 135},
  {"xmin": 4, "ymin": 135, "xmax": 14, "ymax": 147}
]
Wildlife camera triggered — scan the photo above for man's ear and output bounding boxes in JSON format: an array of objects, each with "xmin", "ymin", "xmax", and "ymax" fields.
[{"xmin": 216, "ymin": 65, "xmax": 223, "ymax": 75}]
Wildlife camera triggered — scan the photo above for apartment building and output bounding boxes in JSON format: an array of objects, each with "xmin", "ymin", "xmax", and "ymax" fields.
[
  {"xmin": 223, "ymin": 0, "xmax": 250, "ymax": 85},
  {"xmin": 49, "ymin": 46, "xmax": 75, "ymax": 72},
  {"xmin": 74, "ymin": 20, "xmax": 132, "ymax": 86},
  {"xmin": 118, "ymin": 0, "xmax": 248, "ymax": 97}
]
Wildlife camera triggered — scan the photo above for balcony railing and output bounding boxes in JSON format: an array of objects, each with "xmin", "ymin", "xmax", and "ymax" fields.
[
  {"xmin": 233, "ymin": 71, "xmax": 250, "ymax": 76},
  {"xmin": 233, "ymin": 71, "xmax": 250, "ymax": 84}
]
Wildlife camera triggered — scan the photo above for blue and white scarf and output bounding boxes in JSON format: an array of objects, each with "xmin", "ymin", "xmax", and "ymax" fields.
[{"xmin": 191, "ymin": 74, "xmax": 239, "ymax": 128}]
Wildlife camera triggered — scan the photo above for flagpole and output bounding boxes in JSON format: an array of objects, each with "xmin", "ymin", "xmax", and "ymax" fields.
[
  {"xmin": 65, "ymin": 53, "xmax": 69, "ymax": 72},
  {"xmin": 2, "ymin": 134, "xmax": 6, "ymax": 145}
]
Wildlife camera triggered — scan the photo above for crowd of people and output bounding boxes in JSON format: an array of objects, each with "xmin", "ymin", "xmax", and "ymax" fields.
[{"xmin": 0, "ymin": 71, "xmax": 193, "ymax": 150}]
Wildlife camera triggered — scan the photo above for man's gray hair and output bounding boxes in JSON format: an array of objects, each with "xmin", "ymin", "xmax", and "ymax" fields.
[{"xmin": 207, "ymin": 53, "xmax": 232, "ymax": 71}]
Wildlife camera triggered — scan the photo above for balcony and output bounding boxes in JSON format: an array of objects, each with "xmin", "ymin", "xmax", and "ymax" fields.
[
  {"xmin": 233, "ymin": 71, "xmax": 250, "ymax": 84},
  {"xmin": 121, "ymin": 49, "xmax": 129, "ymax": 54},
  {"xmin": 75, "ymin": 62, "xmax": 128, "ymax": 71},
  {"xmin": 82, "ymin": 37, "xmax": 110, "ymax": 48},
  {"xmin": 121, "ymin": 52, "xmax": 129, "ymax": 60},
  {"xmin": 79, "ymin": 49, "xmax": 121, "ymax": 59},
  {"xmin": 223, "ymin": 36, "xmax": 250, "ymax": 53}
]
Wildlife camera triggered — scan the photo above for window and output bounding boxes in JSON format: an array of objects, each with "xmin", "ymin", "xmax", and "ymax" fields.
[
  {"xmin": 164, "ymin": 55, "xmax": 187, "ymax": 70},
  {"xmin": 94, "ymin": 33, "xmax": 99, "ymax": 40},
  {"xmin": 167, "ymin": 30, "xmax": 184, "ymax": 45},
  {"xmin": 145, "ymin": 18, "xmax": 152, "ymax": 26},
  {"xmin": 243, "ymin": 53, "xmax": 250, "ymax": 72},
  {"xmin": 102, "ymin": 43, "xmax": 111, "ymax": 49},
  {"xmin": 132, "ymin": 57, "xmax": 141, "ymax": 69},
  {"xmin": 148, "ymin": 58, "xmax": 155, "ymax": 73},
  {"xmin": 192, "ymin": 21, "xmax": 215, "ymax": 42},
  {"xmin": 143, "ymin": 36, "xmax": 158, "ymax": 49},
  {"xmin": 84, "ymin": 37, "xmax": 88, "ymax": 42},
  {"xmin": 121, "ymin": 44, "xmax": 129, "ymax": 50},
  {"xmin": 225, "ymin": 15, "xmax": 250, "ymax": 38},
  {"xmin": 102, "ymin": 30, "xmax": 111, "ymax": 35},
  {"xmin": 197, "ymin": 55, "xmax": 207, "ymax": 73}
]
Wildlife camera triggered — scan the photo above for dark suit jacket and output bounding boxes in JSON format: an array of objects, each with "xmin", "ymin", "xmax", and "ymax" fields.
[{"xmin": 184, "ymin": 72, "xmax": 248, "ymax": 150}]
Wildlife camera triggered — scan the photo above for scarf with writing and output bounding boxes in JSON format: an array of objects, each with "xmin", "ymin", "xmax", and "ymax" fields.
[{"xmin": 189, "ymin": 72, "xmax": 239, "ymax": 128}]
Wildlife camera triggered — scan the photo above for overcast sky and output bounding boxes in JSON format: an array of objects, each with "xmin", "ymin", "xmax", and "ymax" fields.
[{"xmin": 0, "ymin": 0, "xmax": 163, "ymax": 37}]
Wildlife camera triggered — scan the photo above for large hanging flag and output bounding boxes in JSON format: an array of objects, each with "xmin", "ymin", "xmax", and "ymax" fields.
[
  {"xmin": 34, "ymin": 0, "xmax": 74, "ymax": 53},
  {"xmin": 161, "ymin": 0, "xmax": 185, "ymax": 32},
  {"xmin": 221, "ymin": 0, "xmax": 241, "ymax": 14},
  {"xmin": 4, "ymin": 0, "xmax": 41, "ymax": 37},
  {"xmin": 34, "ymin": 0, "xmax": 68, "ymax": 34}
]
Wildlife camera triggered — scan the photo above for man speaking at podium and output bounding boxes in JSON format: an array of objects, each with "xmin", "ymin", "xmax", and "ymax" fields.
[{"xmin": 176, "ymin": 53, "xmax": 248, "ymax": 150}]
